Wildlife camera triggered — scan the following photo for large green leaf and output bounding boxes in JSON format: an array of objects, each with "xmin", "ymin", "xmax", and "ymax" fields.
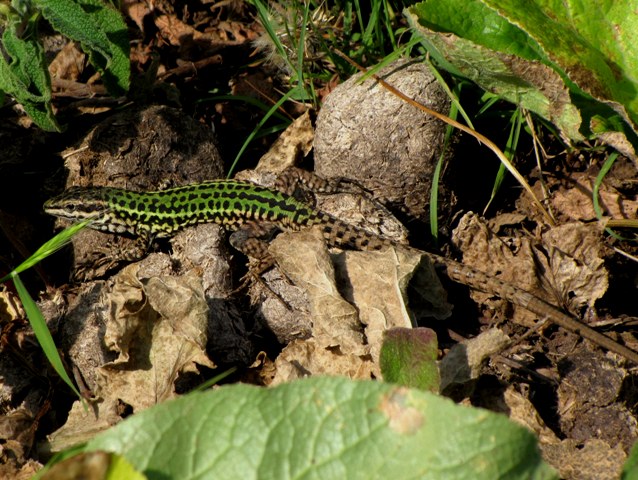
[
  {"xmin": 35, "ymin": 0, "xmax": 130, "ymax": 94},
  {"xmin": 406, "ymin": 0, "xmax": 638, "ymax": 159},
  {"xmin": 483, "ymin": 0, "xmax": 637, "ymax": 116},
  {"xmin": 0, "ymin": 19, "xmax": 61, "ymax": 131},
  {"xmin": 76, "ymin": 377, "xmax": 556, "ymax": 479}
]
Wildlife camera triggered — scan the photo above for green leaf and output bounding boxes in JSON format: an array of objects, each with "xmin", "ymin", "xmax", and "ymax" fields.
[
  {"xmin": 39, "ymin": 451, "xmax": 146, "ymax": 480},
  {"xmin": 78, "ymin": 377, "xmax": 556, "ymax": 479},
  {"xmin": 380, "ymin": 327, "xmax": 440, "ymax": 392},
  {"xmin": 0, "ymin": 19, "xmax": 61, "ymax": 131},
  {"xmin": 406, "ymin": 1, "xmax": 583, "ymax": 141},
  {"xmin": 34, "ymin": 0, "xmax": 130, "ymax": 94},
  {"xmin": 482, "ymin": 0, "xmax": 638, "ymax": 115},
  {"xmin": 622, "ymin": 439, "xmax": 638, "ymax": 479},
  {"xmin": 405, "ymin": 0, "xmax": 638, "ymax": 158}
]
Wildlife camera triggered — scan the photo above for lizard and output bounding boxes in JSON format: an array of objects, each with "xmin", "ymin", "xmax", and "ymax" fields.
[{"xmin": 43, "ymin": 168, "xmax": 638, "ymax": 364}]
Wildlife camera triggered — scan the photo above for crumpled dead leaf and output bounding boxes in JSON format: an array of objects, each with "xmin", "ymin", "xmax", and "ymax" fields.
[
  {"xmin": 452, "ymin": 213, "xmax": 609, "ymax": 325},
  {"xmin": 97, "ymin": 265, "xmax": 214, "ymax": 408},
  {"xmin": 551, "ymin": 171, "xmax": 638, "ymax": 222},
  {"xmin": 452, "ymin": 212, "xmax": 542, "ymax": 326},
  {"xmin": 255, "ymin": 111, "xmax": 314, "ymax": 173},
  {"xmin": 48, "ymin": 42, "xmax": 85, "ymax": 84},
  {"xmin": 538, "ymin": 223, "xmax": 609, "ymax": 312},
  {"xmin": 439, "ymin": 328, "xmax": 510, "ymax": 394},
  {"xmin": 268, "ymin": 229, "xmax": 449, "ymax": 382},
  {"xmin": 47, "ymin": 265, "xmax": 214, "ymax": 453}
]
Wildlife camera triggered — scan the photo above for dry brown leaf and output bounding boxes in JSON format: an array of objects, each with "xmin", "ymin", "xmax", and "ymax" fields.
[
  {"xmin": 39, "ymin": 451, "xmax": 111, "ymax": 480},
  {"xmin": 500, "ymin": 386, "xmax": 559, "ymax": 445},
  {"xmin": 452, "ymin": 213, "xmax": 610, "ymax": 325},
  {"xmin": 0, "ymin": 289, "xmax": 24, "ymax": 322},
  {"xmin": 0, "ymin": 408, "xmax": 36, "ymax": 464},
  {"xmin": 46, "ymin": 400, "xmax": 123, "ymax": 453},
  {"xmin": 439, "ymin": 328, "xmax": 510, "ymax": 394},
  {"xmin": 98, "ymin": 265, "xmax": 214, "ymax": 410},
  {"xmin": 48, "ymin": 42, "xmax": 85, "ymax": 83},
  {"xmin": 154, "ymin": 14, "xmax": 232, "ymax": 49},
  {"xmin": 538, "ymin": 223, "xmax": 608, "ymax": 311},
  {"xmin": 47, "ymin": 265, "xmax": 215, "ymax": 453},
  {"xmin": 269, "ymin": 229, "xmax": 365, "ymax": 355},
  {"xmin": 452, "ymin": 212, "xmax": 541, "ymax": 326},
  {"xmin": 269, "ymin": 229, "xmax": 449, "ymax": 380},
  {"xmin": 255, "ymin": 111, "xmax": 314, "ymax": 173},
  {"xmin": 551, "ymin": 172, "xmax": 638, "ymax": 221},
  {"xmin": 155, "ymin": 14, "xmax": 205, "ymax": 47},
  {"xmin": 339, "ymin": 247, "xmax": 449, "ymax": 367},
  {"xmin": 122, "ymin": 0, "xmax": 151, "ymax": 33},
  {"xmin": 271, "ymin": 339, "xmax": 374, "ymax": 385}
]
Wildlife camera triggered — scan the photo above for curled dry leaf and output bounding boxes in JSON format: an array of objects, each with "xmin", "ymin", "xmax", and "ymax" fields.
[
  {"xmin": 439, "ymin": 328, "xmax": 510, "ymax": 395},
  {"xmin": 538, "ymin": 223, "xmax": 609, "ymax": 312},
  {"xmin": 268, "ymin": 229, "xmax": 447, "ymax": 382},
  {"xmin": 48, "ymin": 42, "xmax": 85, "ymax": 84},
  {"xmin": 255, "ymin": 110, "xmax": 314, "ymax": 173},
  {"xmin": 98, "ymin": 265, "xmax": 214, "ymax": 409},
  {"xmin": 452, "ymin": 212, "xmax": 541, "ymax": 327},
  {"xmin": 452, "ymin": 213, "xmax": 609, "ymax": 325},
  {"xmin": 47, "ymin": 265, "xmax": 214, "ymax": 453},
  {"xmin": 550, "ymin": 172, "xmax": 638, "ymax": 222}
]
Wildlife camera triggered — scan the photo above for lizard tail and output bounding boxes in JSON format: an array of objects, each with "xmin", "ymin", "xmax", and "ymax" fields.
[{"xmin": 308, "ymin": 211, "xmax": 393, "ymax": 251}]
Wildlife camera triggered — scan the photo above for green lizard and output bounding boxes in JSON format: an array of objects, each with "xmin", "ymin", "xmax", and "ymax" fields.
[{"xmin": 44, "ymin": 171, "xmax": 638, "ymax": 364}]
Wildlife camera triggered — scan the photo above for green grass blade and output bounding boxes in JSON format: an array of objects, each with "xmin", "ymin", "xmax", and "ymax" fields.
[
  {"xmin": 11, "ymin": 273, "xmax": 82, "ymax": 399},
  {"xmin": 430, "ymin": 98, "xmax": 458, "ymax": 245},
  {"xmin": 593, "ymin": 152, "xmax": 627, "ymax": 240},
  {"xmin": 0, "ymin": 219, "xmax": 91, "ymax": 282},
  {"xmin": 197, "ymin": 94, "xmax": 291, "ymax": 123},
  {"xmin": 484, "ymin": 107, "xmax": 523, "ymax": 214},
  {"xmin": 227, "ymin": 89, "xmax": 294, "ymax": 177},
  {"xmin": 425, "ymin": 55, "xmax": 475, "ymax": 130},
  {"xmin": 193, "ymin": 366, "xmax": 238, "ymax": 392}
]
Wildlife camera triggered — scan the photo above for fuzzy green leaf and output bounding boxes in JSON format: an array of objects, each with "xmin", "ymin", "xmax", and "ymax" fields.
[
  {"xmin": 78, "ymin": 377, "xmax": 556, "ymax": 479},
  {"xmin": 34, "ymin": 0, "xmax": 130, "ymax": 94},
  {"xmin": 406, "ymin": 0, "xmax": 638, "ymax": 158},
  {"xmin": 380, "ymin": 327, "xmax": 440, "ymax": 392},
  {"xmin": 0, "ymin": 21, "xmax": 61, "ymax": 131}
]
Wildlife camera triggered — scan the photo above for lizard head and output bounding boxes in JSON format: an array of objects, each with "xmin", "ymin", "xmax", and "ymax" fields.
[{"xmin": 44, "ymin": 187, "xmax": 112, "ymax": 222}]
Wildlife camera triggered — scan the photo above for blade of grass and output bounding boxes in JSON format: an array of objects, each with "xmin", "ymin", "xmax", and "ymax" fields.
[
  {"xmin": 425, "ymin": 53, "xmax": 475, "ymax": 130},
  {"xmin": 227, "ymin": 88, "xmax": 295, "ymax": 177},
  {"xmin": 293, "ymin": 1, "xmax": 310, "ymax": 89},
  {"xmin": 592, "ymin": 152, "xmax": 629, "ymax": 240},
  {"xmin": 197, "ymin": 94, "xmax": 291, "ymax": 123},
  {"xmin": 430, "ymin": 89, "xmax": 459, "ymax": 246},
  {"xmin": 0, "ymin": 219, "xmax": 91, "ymax": 282},
  {"xmin": 193, "ymin": 366, "xmax": 238, "ymax": 392},
  {"xmin": 483, "ymin": 107, "xmax": 524, "ymax": 215},
  {"xmin": 0, "ymin": 219, "xmax": 92, "ymax": 401},
  {"xmin": 11, "ymin": 273, "xmax": 83, "ymax": 400}
]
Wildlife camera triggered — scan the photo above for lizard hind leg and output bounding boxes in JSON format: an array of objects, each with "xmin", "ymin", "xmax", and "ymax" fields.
[
  {"xmin": 228, "ymin": 223, "xmax": 279, "ymax": 275},
  {"xmin": 228, "ymin": 225, "xmax": 292, "ymax": 309}
]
